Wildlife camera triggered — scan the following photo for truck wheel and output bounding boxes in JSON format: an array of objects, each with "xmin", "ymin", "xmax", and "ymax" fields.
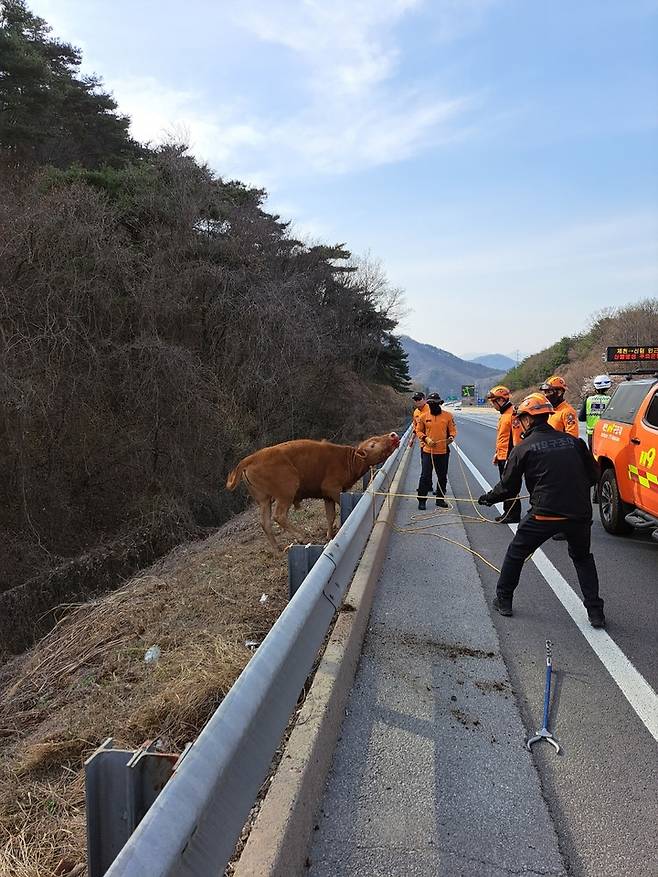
[{"xmin": 599, "ymin": 468, "xmax": 633, "ymax": 535}]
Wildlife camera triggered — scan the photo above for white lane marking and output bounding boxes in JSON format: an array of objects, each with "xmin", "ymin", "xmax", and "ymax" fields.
[
  {"xmin": 455, "ymin": 413, "xmax": 496, "ymax": 430},
  {"xmin": 454, "ymin": 442, "xmax": 658, "ymax": 743}
]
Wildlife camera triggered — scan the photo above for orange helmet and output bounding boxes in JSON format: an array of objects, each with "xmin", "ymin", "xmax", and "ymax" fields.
[
  {"xmin": 514, "ymin": 392, "xmax": 554, "ymax": 417},
  {"xmin": 486, "ymin": 385, "xmax": 511, "ymax": 401},
  {"xmin": 540, "ymin": 375, "xmax": 567, "ymax": 392}
]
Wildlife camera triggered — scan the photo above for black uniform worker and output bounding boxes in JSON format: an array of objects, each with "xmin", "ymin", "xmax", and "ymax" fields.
[{"xmin": 478, "ymin": 392, "xmax": 605, "ymax": 628}]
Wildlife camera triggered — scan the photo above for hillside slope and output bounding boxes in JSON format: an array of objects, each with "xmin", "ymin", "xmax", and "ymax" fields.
[
  {"xmin": 400, "ymin": 335, "xmax": 505, "ymax": 397},
  {"xmin": 0, "ymin": 500, "xmax": 330, "ymax": 875}
]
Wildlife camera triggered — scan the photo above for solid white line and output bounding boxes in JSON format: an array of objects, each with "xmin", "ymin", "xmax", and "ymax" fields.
[{"xmin": 454, "ymin": 441, "xmax": 658, "ymax": 743}]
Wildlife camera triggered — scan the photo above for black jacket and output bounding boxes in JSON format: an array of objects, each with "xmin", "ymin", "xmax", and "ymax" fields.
[{"xmin": 483, "ymin": 422, "xmax": 599, "ymax": 520}]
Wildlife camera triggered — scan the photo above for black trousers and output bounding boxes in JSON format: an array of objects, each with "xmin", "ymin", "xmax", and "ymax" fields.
[
  {"xmin": 497, "ymin": 516, "xmax": 603, "ymax": 610},
  {"xmin": 498, "ymin": 461, "xmax": 521, "ymax": 522},
  {"xmin": 586, "ymin": 435, "xmax": 599, "ymax": 501},
  {"xmin": 418, "ymin": 450, "xmax": 449, "ymax": 498}
]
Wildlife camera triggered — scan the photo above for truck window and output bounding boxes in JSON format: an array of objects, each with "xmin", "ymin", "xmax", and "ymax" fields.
[
  {"xmin": 644, "ymin": 392, "xmax": 658, "ymax": 429},
  {"xmin": 601, "ymin": 382, "xmax": 652, "ymax": 425}
]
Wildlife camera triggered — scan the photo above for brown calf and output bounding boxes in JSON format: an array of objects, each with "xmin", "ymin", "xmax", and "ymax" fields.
[{"xmin": 226, "ymin": 432, "xmax": 400, "ymax": 550}]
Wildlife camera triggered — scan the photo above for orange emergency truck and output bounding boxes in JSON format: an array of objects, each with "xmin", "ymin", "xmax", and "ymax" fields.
[{"xmin": 593, "ymin": 372, "xmax": 658, "ymax": 540}]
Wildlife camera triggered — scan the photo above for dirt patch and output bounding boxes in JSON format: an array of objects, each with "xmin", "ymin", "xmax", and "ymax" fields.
[
  {"xmin": 0, "ymin": 501, "xmax": 328, "ymax": 877},
  {"xmin": 437, "ymin": 643, "xmax": 496, "ymax": 660},
  {"xmin": 474, "ymin": 679, "xmax": 510, "ymax": 694},
  {"xmin": 370, "ymin": 627, "xmax": 497, "ymax": 661},
  {"xmin": 450, "ymin": 708, "xmax": 481, "ymax": 730}
]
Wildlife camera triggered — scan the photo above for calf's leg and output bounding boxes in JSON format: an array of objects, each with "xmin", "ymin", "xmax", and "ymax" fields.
[
  {"xmin": 272, "ymin": 498, "xmax": 307, "ymax": 543},
  {"xmin": 324, "ymin": 498, "xmax": 337, "ymax": 541},
  {"xmin": 258, "ymin": 499, "xmax": 279, "ymax": 551}
]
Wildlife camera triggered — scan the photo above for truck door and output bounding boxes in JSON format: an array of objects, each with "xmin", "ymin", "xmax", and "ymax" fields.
[{"xmin": 630, "ymin": 386, "xmax": 658, "ymax": 516}]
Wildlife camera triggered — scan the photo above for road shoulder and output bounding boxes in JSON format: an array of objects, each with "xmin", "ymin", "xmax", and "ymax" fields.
[{"xmin": 309, "ymin": 463, "xmax": 566, "ymax": 876}]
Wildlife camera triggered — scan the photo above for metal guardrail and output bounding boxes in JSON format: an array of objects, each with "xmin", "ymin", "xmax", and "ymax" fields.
[{"xmin": 104, "ymin": 426, "xmax": 411, "ymax": 876}]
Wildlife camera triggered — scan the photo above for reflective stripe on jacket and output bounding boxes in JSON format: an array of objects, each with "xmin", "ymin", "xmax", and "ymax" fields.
[
  {"xmin": 585, "ymin": 394, "xmax": 610, "ymax": 435},
  {"xmin": 548, "ymin": 400, "xmax": 579, "ymax": 437},
  {"xmin": 417, "ymin": 410, "xmax": 457, "ymax": 454}
]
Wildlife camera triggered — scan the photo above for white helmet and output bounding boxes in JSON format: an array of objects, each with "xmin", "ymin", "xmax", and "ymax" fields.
[{"xmin": 592, "ymin": 374, "xmax": 612, "ymax": 391}]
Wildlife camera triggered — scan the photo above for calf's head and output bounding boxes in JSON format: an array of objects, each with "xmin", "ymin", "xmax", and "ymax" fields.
[{"xmin": 356, "ymin": 432, "xmax": 400, "ymax": 466}]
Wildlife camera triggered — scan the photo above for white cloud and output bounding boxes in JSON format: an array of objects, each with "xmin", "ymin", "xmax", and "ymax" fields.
[
  {"xmin": 101, "ymin": 76, "xmax": 265, "ymax": 180},
  {"xmin": 233, "ymin": 0, "xmax": 421, "ymax": 98},
  {"xmin": 223, "ymin": 0, "xmax": 477, "ymax": 176}
]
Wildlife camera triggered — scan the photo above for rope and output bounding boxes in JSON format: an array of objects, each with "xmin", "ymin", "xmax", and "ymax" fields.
[
  {"xmin": 362, "ymin": 441, "xmax": 533, "ymax": 576},
  {"xmin": 365, "ymin": 489, "xmax": 529, "ymax": 503}
]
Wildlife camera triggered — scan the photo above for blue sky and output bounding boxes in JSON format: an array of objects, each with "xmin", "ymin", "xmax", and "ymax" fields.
[{"xmin": 31, "ymin": 0, "xmax": 658, "ymax": 358}]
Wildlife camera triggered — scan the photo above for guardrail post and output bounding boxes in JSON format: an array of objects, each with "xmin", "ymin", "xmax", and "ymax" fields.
[
  {"xmin": 340, "ymin": 492, "xmax": 362, "ymax": 526},
  {"xmin": 287, "ymin": 544, "xmax": 325, "ymax": 599},
  {"xmin": 85, "ymin": 739, "xmax": 180, "ymax": 877}
]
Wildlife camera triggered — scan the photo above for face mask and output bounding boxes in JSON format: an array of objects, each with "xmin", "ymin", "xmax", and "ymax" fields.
[{"xmin": 428, "ymin": 401, "xmax": 442, "ymax": 415}]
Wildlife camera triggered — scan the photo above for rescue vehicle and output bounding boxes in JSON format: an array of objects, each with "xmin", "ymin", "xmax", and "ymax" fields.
[{"xmin": 592, "ymin": 347, "xmax": 658, "ymax": 541}]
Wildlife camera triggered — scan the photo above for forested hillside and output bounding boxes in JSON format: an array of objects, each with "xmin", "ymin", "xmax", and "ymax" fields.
[
  {"xmin": 502, "ymin": 299, "xmax": 658, "ymax": 401},
  {"xmin": 0, "ymin": 0, "xmax": 410, "ymax": 593}
]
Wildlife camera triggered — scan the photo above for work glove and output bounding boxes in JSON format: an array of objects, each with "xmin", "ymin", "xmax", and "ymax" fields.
[
  {"xmin": 425, "ymin": 437, "xmax": 436, "ymax": 448},
  {"xmin": 478, "ymin": 494, "xmax": 493, "ymax": 506}
]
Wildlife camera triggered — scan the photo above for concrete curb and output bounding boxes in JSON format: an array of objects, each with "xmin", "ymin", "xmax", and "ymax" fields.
[{"xmin": 233, "ymin": 444, "xmax": 412, "ymax": 877}]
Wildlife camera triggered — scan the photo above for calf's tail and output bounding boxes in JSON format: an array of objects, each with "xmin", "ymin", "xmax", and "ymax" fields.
[{"xmin": 226, "ymin": 458, "xmax": 249, "ymax": 491}]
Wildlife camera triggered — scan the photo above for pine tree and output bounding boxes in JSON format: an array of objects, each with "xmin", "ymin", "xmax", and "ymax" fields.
[{"xmin": 0, "ymin": 0, "xmax": 140, "ymax": 168}]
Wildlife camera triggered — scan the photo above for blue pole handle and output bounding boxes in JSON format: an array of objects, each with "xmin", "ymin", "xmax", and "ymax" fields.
[{"xmin": 542, "ymin": 662, "xmax": 552, "ymax": 728}]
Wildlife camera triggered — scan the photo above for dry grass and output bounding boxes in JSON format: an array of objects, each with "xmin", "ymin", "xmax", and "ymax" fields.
[{"xmin": 0, "ymin": 502, "xmax": 328, "ymax": 876}]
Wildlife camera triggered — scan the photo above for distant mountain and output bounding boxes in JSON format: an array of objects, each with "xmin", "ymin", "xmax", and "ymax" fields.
[
  {"xmin": 462, "ymin": 350, "xmax": 530, "ymax": 363},
  {"xmin": 400, "ymin": 335, "xmax": 506, "ymax": 399},
  {"xmin": 470, "ymin": 353, "xmax": 516, "ymax": 371}
]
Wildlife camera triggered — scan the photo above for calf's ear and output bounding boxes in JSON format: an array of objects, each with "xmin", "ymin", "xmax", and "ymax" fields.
[{"xmin": 356, "ymin": 449, "xmax": 367, "ymax": 460}]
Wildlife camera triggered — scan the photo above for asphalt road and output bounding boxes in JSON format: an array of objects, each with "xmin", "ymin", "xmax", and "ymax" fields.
[{"xmin": 450, "ymin": 411, "xmax": 658, "ymax": 876}]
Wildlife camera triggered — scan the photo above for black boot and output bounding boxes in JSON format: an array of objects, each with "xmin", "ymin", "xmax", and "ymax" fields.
[
  {"xmin": 418, "ymin": 498, "xmax": 427, "ymax": 511},
  {"xmin": 436, "ymin": 497, "xmax": 449, "ymax": 508},
  {"xmin": 588, "ymin": 608, "xmax": 606, "ymax": 628},
  {"xmin": 493, "ymin": 594, "xmax": 513, "ymax": 616}
]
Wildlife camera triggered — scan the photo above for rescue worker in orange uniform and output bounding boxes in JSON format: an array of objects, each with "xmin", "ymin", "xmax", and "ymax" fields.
[
  {"xmin": 410, "ymin": 392, "xmax": 434, "ymax": 490},
  {"xmin": 410, "ymin": 392, "xmax": 429, "ymax": 448},
  {"xmin": 416, "ymin": 392, "xmax": 457, "ymax": 510},
  {"xmin": 486, "ymin": 385, "xmax": 522, "ymax": 523},
  {"xmin": 478, "ymin": 393, "xmax": 605, "ymax": 628},
  {"xmin": 540, "ymin": 375, "xmax": 579, "ymax": 437}
]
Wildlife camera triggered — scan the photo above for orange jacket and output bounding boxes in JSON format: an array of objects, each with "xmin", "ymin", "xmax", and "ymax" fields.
[
  {"xmin": 511, "ymin": 416, "xmax": 523, "ymax": 447},
  {"xmin": 548, "ymin": 400, "xmax": 579, "ymax": 437},
  {"xmin": 413, "ymin": 403, "xmax": 430, "ymax": 437},
  {"xmin": 495, "ymin": 404, "xmax": 521, "ymax": 461},
  {"xmin": 417, "ymin": 410, "xmax": 457, "ymax": 454}
]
